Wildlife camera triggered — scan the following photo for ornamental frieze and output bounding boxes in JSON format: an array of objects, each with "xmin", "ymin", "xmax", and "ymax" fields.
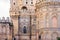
[{"xmin": 36, "ymin": 2, "xmax": 60, "ymax": 9}]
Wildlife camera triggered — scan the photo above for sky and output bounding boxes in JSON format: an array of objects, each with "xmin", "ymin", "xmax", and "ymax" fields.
[{"xmin": 0, "ymin": 0, "xmax": 10, "ymax": 18}]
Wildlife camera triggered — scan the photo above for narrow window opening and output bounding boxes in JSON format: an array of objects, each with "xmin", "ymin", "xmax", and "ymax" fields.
[
  {"xmin": 26, "ymin": 0, "xmax": 28, "ymax": 4},
  {"xmin": 13, "ymin": 37, "xmax": 16, "ymax": 40},
  {"xmin": 5, "ymin": 38, "xmax": 7, "ymax": 40},
  {"xmin": 31, "ymin": 2, "xmax": 33, "ymax": 4},
  {"xmin": 13, "ymin": 3, "xmax": 15, "ymax": 5},
  {"xmin": 39, "ymin": 35, "xmax": 41, "ymax": 40},
  {"xmin": 26, "ymin": 2, "xmax": 28, "ymax": 4},
  {"xmin": 23, "ymin": 26, "xmax": 27, "ymax": 33},
  {"xmin": 31, "ymin": 0, "xmax": 33, "ymax": 4}
]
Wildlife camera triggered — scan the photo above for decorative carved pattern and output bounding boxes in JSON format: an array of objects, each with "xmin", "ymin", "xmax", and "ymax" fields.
[{"xmin": 36, "ymin": 2, "xmax": 60, "ymax": 9}]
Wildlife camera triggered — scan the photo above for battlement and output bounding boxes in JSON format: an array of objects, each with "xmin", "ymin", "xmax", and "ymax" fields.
[{"xmin": 0, "ymin": 17, "xmax": 12, "ymax": 23}]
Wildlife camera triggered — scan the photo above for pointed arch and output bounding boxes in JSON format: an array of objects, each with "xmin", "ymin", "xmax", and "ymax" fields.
[
  {"xmin": 51, "ymin": 32, "xmax": 58, "ymax": 40},
  {"xmin": 41, "ymin": 31, "xmax": 51, "ymax": 40},
  {"xmin": 23, "ymin": 26, "xmax": 27, "ymax": 33},
  {"xmin": 52, "ymin": 13, "xmax": 57, "ymax": 17},
  {"xmin": 21, "ymin": 6, "xmax": 27, "ymax": 10},
  {"xmin": 52, "ymin": 16, "xmax": 57, "ymax": 27}
]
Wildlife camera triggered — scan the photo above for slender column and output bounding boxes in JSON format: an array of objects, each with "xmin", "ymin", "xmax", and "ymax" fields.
[
  {"xmin": 12, "ymin": 24, "xmax": 14, "ymax": 40},
  {"xmin": 18, "ymin": 16, "xmax": 20, "ymax": 40},
  {"xmin": 30, "ymin": 15, "xmax": 31, "ymax": 40}
]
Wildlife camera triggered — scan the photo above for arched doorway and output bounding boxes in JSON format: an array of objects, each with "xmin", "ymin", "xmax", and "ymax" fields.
[
  {"xmin": 43, "ymin": 32, "xmax": 50, "ymax": 40},
  {"xmin": 23, "ymin": 26, "xmax": 27, "ymax": 34},
  {"xmin": 51, "ymin": 32, "xmax": 58, "ymax": 40},
  {"xmin": 21, "ymin": 6, "xmax": 27, "ymax": 12},
  {"xmin": 38, "ymin": 35, "xmax": 41, "ymax": 40}
]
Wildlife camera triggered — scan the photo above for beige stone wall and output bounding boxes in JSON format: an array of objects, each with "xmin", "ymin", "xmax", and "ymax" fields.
[
  {"xmin": 9, "ymin": 0, "xmax": 60, "ymax": 40},
  {"xmin": 36, "ymin": 0, "xmax": 60, "ymax": 40}
]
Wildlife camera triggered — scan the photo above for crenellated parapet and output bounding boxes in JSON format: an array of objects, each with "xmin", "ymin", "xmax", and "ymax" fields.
[
  {"xmin": 0, "ymin": 17, "xmax": 12, "ymax": 23},
  {"xmin": 0, "ymin": 17, "xmax": 13, "ymax": 40}
]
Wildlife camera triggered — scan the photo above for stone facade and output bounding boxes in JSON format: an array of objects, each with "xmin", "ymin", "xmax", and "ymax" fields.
[
  {"xmin": 0, "ymin": 17, "xmax": 13, "ymax": 40},
  {"xmin": 0, "ymin": 0, "xmax": 59, "ymax": 40},
  {"xmin": 36, "ymin": 0, "xmax": 60, "ymax": 40}
]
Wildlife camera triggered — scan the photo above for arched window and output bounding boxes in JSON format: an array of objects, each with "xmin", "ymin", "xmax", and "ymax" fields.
[
  {"xmin": 13, "ymin": 2, "xmax": 15, "ymax": 5},
  {"xmin": 14, "ymin": 37, "xmax": 16, "ymax": 40},
  {"xmin": 31, "ymin": 0, "xmax": 33, "ymax": 4},
  {"xmin": 51, "ymin": 32, "xmax": 58, "ymax": 40},
  {"xmin": 23, "ymin": 26, "xmax": 27, "ymax": 33},
  {"xmin": 5, "ymin": 38, "xmax": 7, "ymax": 40},
  {"xmin": 22, "ymin": 6, "xmax": 27, "ymax": 10},
  {"xmin": 39, "ymin": 35, "xmax": 41, "ymax": 40},
  {"xmin": 52, "ymin": 16, "xmax": 57, "ymax": 27},
  {"xmin": 21, "ymin": 6, "xmax": 27, "ymax": 12},
  {"xmin": 26, "ymin": 0, "xmax": 28, "ymax": 4}
]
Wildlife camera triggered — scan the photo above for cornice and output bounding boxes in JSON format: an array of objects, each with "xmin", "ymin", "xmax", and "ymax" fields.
[{"xmin": 36, "ymin": 2, "xmax": 60, "ymax": 9}]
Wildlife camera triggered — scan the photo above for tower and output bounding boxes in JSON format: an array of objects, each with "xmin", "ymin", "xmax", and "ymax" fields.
[
  {"xmin": 10, "ymin": 0, "xmax": 37, "ymax": 40},
  {"xmin": 36, "ymin": 0, "xmax": 60, "ymax": 40}
]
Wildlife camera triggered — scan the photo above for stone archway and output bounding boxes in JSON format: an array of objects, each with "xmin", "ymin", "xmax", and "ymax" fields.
[
  {"xmin": 37, "ymin": 31, "xmax": 44, "ymax": 40},
  {"xmin": 38, "ymin": 35, "xmax": 41, "ymax": 40},
  {"xmin": 42, "ymin": 32, "xmax": 51, "ymax": 40},
  {"xmin": 51, "ymin": 32, "xmax": 58, "ymax": 40},
  {"xmin": 21, "ymin": 6, "xmax": 27, "ymax": 10},
  {"xmin": 45, "ymin": 32, "xmax": 49, "ymax": 40}
]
